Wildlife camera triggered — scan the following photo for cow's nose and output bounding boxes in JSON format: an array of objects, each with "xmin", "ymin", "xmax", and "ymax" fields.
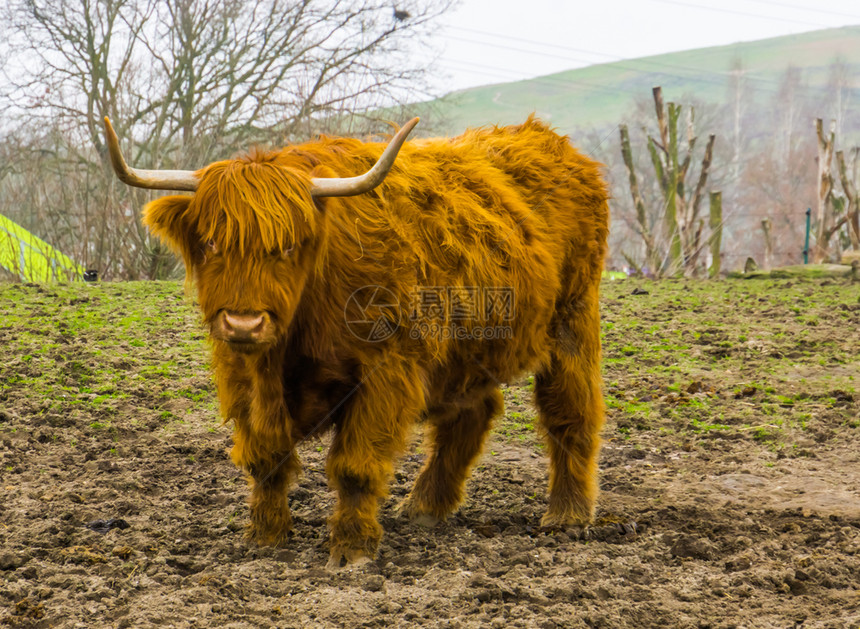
[{"xmin": 221, "ymin": 311, "xmax": 266, "ymax": 342}]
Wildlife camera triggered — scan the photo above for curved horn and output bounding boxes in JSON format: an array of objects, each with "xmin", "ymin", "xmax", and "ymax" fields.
[
  {"xmin": 310, "ymin": 117, "xmax": 419, "ymax": 198},
  {"xmin": 103, "ymin": 117, "xmax": 199, "ymax": 191}
]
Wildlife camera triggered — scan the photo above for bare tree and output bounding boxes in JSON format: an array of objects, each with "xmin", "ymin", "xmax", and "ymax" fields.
[
  {"xmin": 594, "ymin": 58, "xmax": 860, "ymax": 273},
  {"xmin": 618, "ymin": 87, "xmax": 718, "ymax": 277},
  {"xmin": 737, "ymin": 66, "xmax": 816, "ymax": 268},
  {"xmin": 619, "ymin": 123, "xmax": 658, "ymax": 272},
  {"xmin": 0, "ymin": 0, "xmax": 452, "ymax": 279},
  {"xmin": 724, "ymin": 57, "xmax": 753, "ymax": 221},
  {"xmin": 835, "ymin": 147, "xmax": 860, "ymax": 250},
  {"xmin": 774, "ymin": 66, "xmax": 806, "ymax": 176}
]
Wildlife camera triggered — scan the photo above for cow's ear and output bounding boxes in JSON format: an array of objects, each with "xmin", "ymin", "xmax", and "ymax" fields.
[{"xmin": 143, "ymin": 195, "xmax": 197, "ymax": 267}]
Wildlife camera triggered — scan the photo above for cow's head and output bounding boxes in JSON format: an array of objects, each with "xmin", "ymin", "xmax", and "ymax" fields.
[{"xmin": 103, "ymin": 117, "xmax": 418, "ymax": 353}]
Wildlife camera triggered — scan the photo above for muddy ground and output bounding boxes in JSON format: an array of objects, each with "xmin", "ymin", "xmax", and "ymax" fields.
[{"xmin": 1, "ymin": 278, "xmax": 858, "ymax": 628}]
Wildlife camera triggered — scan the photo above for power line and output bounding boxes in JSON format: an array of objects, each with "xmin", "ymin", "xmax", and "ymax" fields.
[
  {"xmin": 437, "ymin": 53, "xmax": 786, "ymax": 106},
  {"xmin": 740, "ymin": 0, "xmax": 860, "ymax": 21},
  {"xmin": 446, "ymin": 26, "xmax": 627, "ymax": 63},
  {"xmin": 444, "ymin": 34, "xmax": 608, "ymax": 67},
  {"xmin": 437, "ymin": 58, "xmax": 653, "ymax": 100},
  {"xmin": 643, "ymin": 0, "xmax": 831, "ymax": 28},
  {"xmin": 442, "ymin": 28, "xmax": 789, "ymax": 92}
]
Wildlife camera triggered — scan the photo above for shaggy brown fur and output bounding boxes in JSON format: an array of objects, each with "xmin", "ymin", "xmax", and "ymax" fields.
[{"xmin": 143, "ymin": 116, "xmax": 609, "ymax": 567}]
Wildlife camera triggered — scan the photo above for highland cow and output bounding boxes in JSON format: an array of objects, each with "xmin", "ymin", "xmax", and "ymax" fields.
[{"xmin": 103, "ymin": 115, "xmax": 609, "ymax": 567}]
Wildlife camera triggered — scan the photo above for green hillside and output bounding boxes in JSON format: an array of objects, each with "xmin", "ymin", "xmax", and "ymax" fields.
[{"xmin": 426, "ymin": 25, "xmax": 860, "ymax": 135}]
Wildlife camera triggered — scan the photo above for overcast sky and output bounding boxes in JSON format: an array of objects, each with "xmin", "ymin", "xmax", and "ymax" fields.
[{"xmin": 431, "ymin": 0, "xmax": 860, "ymax": 92}]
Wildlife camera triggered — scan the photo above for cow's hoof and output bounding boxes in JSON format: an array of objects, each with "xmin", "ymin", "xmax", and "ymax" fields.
[
  {"xmin": 539, "ymin": 512, "xmax": 594, "ymax": 541},
  {"xmin": 326, "ymin": 547, "xmax": 373, "ymax": 571},
  {"xmin": 246, "ymin": 526, "xmax": 291, "ymax": 547},
  {"xmin": 543, "ymin": 523, "xmax": 594, "ymax": 541},
  {"xmin": 246, "ymin": 517, "xmax": 292, "ymax": 547},
  {"xmin": 411, "ymin": 512, "xmax": 441, "ymax": 528},
  {"xmin": 247, "ymin": 504, "xmax": 293, "ymax": 547},
  {"xmin": 540, "ymin": 509, "xmax": 591, "ymax": 530},
  {"xmin": 397, "ymin": 496, "xmax": 446, "ymax": 527}
]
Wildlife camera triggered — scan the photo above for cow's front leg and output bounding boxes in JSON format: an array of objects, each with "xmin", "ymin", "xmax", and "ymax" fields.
[
  {"xmin": 244, "ymin": 449, "xmax": 299, "ymax": 546},
  {"xmin": 221, "ymin": 348, "xmax": 299, "ymax": 546},
  {"xmin": 231, "ymin": 405, "xmax": 300, "ymax": 546},
  {"xmin": 325, "ymin": 361, "xmax": 424, "ymax": 568}
]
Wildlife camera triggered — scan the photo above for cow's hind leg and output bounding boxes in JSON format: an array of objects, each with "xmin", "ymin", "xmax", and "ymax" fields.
[
  {"xmin": 401, "ymin": 383, "xmax": 502, "ymax": 526},
  {"xmin": 535, "ymin": 297, "xmax": 604, "ymax": 527}
]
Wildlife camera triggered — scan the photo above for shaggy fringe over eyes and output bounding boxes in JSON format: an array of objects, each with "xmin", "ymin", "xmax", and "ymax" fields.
[{"xmin": 192, "ymin": 149, "xmax": 318, "ymax": 257}]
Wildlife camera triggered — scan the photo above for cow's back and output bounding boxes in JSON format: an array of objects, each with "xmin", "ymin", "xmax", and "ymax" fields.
[
  {"xmin": 284, "ymin": 118, "xmax": 608, "ymax": 378},
  {"xmin": 458, "ymin": 116, "xmax": 609, "ymax": 275}
]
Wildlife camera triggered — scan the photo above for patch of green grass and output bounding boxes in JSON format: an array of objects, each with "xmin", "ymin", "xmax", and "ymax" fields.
[
  {"xmin": 499, "ymin": 409, "xmax": 537, "ymax": 443},
  {"xmin": 683, "ymin": 397, "xmax": 710, "ymax": 410},
  {"xmin": 689, "ymin": 417, "xmax": 731, "ymax": 432},
  {"xmin": 622, "ymin": 400, "xmax": 652, "ymax": 415}
]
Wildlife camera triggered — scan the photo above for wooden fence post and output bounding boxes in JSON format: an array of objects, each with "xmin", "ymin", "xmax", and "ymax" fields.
[
  {"xmin": 814, "ymin": 118, "xmax": 836, "ymax": 262},
  {"xmin": 761, "ymin": 218, "xmax": 773, "ymax": 271},
  {"xmin": 708, "ymin": 191, "xmax": 722, "ymax": 278}
]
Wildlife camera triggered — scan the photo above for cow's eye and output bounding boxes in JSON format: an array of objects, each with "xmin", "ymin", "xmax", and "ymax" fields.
[{"xmin": 207, "ymin": 240, "xmax": 218, "ymax": 253}]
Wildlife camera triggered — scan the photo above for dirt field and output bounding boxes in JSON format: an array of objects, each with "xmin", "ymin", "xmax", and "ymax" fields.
[{"xmin": 1, "ymin": 278, "xmax": 858, "ymax": 628}]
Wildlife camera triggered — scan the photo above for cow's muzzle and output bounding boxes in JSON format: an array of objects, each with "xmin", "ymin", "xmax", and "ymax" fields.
[{"xmin": 212, "ymin": 310, "xmax": 275, "ymax": 350}]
